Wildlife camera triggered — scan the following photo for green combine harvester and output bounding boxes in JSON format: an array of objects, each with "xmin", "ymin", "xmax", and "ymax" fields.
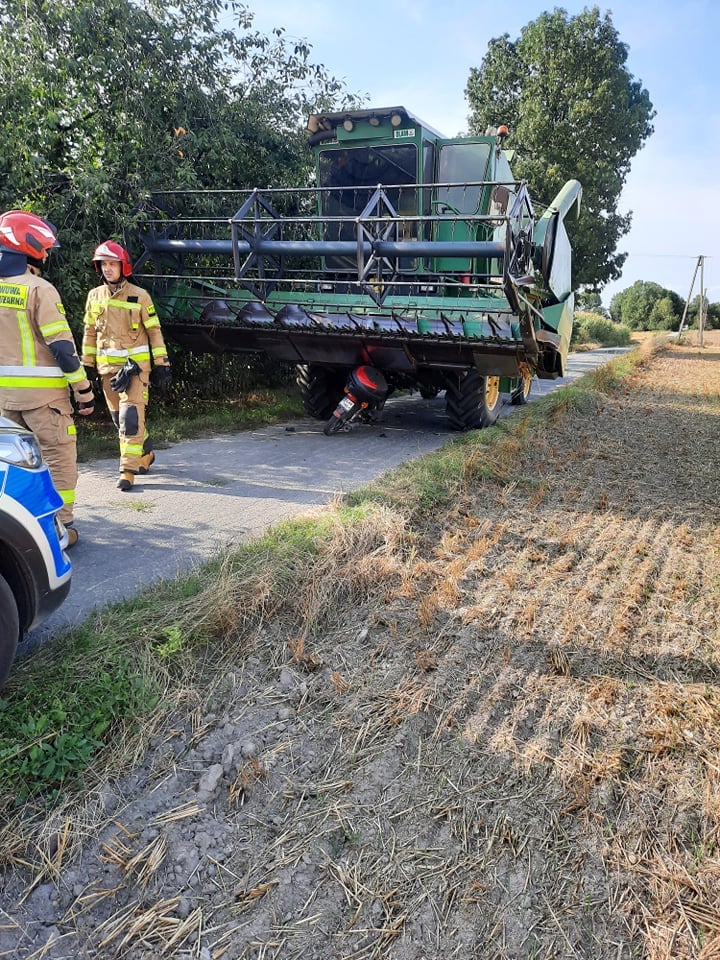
[{"xmin": 131, "ymin": 106, "xmax": 582, "ymax": 432}]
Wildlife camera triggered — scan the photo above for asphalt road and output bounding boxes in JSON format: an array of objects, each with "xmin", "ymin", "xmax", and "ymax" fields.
[{"xmin": 22, "ymin": 348, "xmax": 628, "ymax": 645}]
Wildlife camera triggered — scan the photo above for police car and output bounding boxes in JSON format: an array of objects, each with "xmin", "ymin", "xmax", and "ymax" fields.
[{"xmin": 0, "ymin": 416, "xmax": 71, "ymax": 687}]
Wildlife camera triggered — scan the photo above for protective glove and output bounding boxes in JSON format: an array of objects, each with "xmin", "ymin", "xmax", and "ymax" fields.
[
  {"xmin": 151, "ymin": 364, "xmax": 172, "ymax": 398},
  {"xmin": 84, "ymin": 364, "xmax": 100, "ymax": 386},
  {"xmin": 110, "ymin": 358, "xmax": 141, "ymax": 393}
]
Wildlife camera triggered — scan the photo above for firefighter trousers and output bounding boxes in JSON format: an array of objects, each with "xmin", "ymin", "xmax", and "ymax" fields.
[
  {"xmin": 1, "ymin": 400, "xmax": 78, "ymax": 525},
  {"xmin": 101, "ymin": 370, "xmax": 152, "ymax": 474}
]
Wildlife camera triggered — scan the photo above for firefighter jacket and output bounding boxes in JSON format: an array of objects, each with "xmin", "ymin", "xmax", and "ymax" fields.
[
  {"xmin": 0, "ymin": 270, "xmax": 91, "ymax": 411},
  {"xmin": 81, "ymin": 279, "xmax": 169, "ymax": 376}
]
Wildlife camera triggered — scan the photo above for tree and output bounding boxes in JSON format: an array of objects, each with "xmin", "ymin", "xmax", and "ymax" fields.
[
  {"xmin": 465, "ymin": 6, "xmax": 655, "ymax": 290},
  {"xmin": 609, "ymin": 280, "xmax": 684, "ymax": 330},
  {"xmin": 648, "ymin": 296, "xmax": 680, "ymax": 331},
  {"xmin": 0, "ymin": 0, "xmax": 355, "ymax": 322},
  {"xmin": 707, "ymin": 302, "xmax": 720, "ymax": 331},
  {"xmin": 575, "ymin": 290, "xmax": 607, "ymax": 316},
  {"xmin": 687, "ymin": 294, "xmax": 720, "ymax": 331}
]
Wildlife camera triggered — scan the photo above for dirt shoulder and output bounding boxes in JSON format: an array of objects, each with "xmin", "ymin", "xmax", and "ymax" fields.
[{"xmin": 3, "ymin": 336, "xmax": 720, "ymax": 959}]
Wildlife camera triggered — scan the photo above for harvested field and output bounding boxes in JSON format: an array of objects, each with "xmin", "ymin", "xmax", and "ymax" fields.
[{"xmin": 2, "ymin": 335, "xmax": 720, "ymax": 959}]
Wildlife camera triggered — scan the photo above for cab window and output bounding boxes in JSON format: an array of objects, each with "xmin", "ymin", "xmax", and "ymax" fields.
[{"xmin": 437, "ymin": 143, "xmax": 491, "ymax": 215}]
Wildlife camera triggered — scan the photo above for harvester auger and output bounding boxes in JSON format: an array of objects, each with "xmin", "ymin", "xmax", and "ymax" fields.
[{"xmin": 129, "ymin": 106, "xmax": 582, "ymax": 432}]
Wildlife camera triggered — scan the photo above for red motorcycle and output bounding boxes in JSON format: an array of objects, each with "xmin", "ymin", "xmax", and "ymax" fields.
[{"xmin": 324, "ymin": 365, "xmax": 389, "ymax": 436}]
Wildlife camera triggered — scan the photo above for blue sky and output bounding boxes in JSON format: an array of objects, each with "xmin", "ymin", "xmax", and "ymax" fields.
[{"xmin": 248, "ymin": 1, "xmax": 718, "ymax": 308}]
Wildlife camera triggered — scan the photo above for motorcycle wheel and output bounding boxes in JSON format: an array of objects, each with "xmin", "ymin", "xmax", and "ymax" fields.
[
  {"xmin": 323, "ymin": 414, "xmax": 344, "ymax": 436},
  {"xmin": 323, "ymin": 400, "xmax": 360, "ymax": 435}
]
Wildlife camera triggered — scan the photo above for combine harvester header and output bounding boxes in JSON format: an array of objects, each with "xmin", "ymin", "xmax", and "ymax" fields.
[{"xmin": 130, "ymin": 106, "xmax": 582, "ymax": 431}]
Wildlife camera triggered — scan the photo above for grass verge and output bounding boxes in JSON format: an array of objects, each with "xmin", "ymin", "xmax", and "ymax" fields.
[{"xmin": 12, "ymin": 334, "xmax": 720, "ymax": 958}]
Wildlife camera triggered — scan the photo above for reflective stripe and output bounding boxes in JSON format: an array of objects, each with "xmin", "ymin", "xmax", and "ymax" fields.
[
  {"xmin": 0, "ymin": 364, "xmax": 64, "ymax": 377},
  {"xmin": 144, "ymin": 317, "xmax": 161, "ymax": 328},
  {"xmin": 18, "ymin": 312, "xmax": 36, "ymax": 367},
  {"xmin": 84, "ymin": 345, "xmax": 97, "ymax": 356},
  {"xmin": 151, "ymin": 346, "xmax": 168, "ymax": 359},
  {"xmin": 39, "ymin": 319, "xmax": 72, "ymax": 337},
  {"xmin": 97, "ymin": 346, "xmax": 151, "ymax": 365},
  {"xmin": 122, "ymin": 441, "xmax": 144, "ymax": 456},
  {"xmin": 107, "ymin": 299, "xmax": 139, "ymax": 311},
  {"xmin": 67, "ymin": 424, "xmax": 77, "ymax": 436},
  {"xmin": 57, "ymin": 489, "xmax": 75, "ymax": 505},
  {"xmin": 0, "ymin": 375, "xmax": 68, "ymax": 388},
  {"xmin": 66, "ymin": 367, "xmax": 86, "ymax": 384},
  {"xmin": 0, "ymin": 355, "xmax": 73, "ymax": 390}
]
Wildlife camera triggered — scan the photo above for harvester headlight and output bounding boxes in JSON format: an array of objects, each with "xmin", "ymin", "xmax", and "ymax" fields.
[
  {"xmin": 390, "ymin": 113, "xmax": 402, "ymax": 127},
  {"xmin": 369, "ymin": 116, "xmax": 380, "ymax": 127},
  {"xmin": 343, "ymin": 118, "xmax": 354, "ymax": 132}
]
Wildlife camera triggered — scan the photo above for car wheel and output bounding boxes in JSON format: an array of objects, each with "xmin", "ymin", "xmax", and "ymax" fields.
[{"xmin": 0, "ymin": 573, "xmax": 19, "ymax": 688}]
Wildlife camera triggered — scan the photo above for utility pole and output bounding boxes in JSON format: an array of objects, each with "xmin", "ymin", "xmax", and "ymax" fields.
[
  {"xmin": 699, "ymin": 256, "xmax": 705, "ymax": 347},
  {"xmin": 677, "ymin": 255, "xmax": 704, "ymax": 339}
]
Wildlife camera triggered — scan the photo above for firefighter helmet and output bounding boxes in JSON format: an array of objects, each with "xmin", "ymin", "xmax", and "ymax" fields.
[
  {"xmin": 93, "ymin": 240, "xmax": 132, "ymax": 277},
  {"xmin": 0, "ymin": 210, "xmax": 59, "ymax": 259}
]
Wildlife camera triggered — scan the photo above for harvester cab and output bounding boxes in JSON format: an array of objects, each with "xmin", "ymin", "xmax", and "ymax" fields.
[{"xmin": 131, "ymin": 106, "xmax": 581, "ymax": 432}]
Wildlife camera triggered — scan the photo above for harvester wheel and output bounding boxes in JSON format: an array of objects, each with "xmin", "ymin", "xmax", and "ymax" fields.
[
  {"xmin": 445, "ymin": 371, "xmax": 502, "ymax": 431},
  {"xmin": 510, "ymin": 373, "xmax": 533, "ymax": 405},
  {"xmin": 296, "ymin": 364, "xmax": 345, "ymax": 420}
]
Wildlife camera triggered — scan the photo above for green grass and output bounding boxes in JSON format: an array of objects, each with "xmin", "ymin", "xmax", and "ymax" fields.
[{"xmin": 0, "ymin": 625, "xmax": 160, "ymax": 802}]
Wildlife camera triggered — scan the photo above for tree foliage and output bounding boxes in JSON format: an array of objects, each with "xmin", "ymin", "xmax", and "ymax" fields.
[
  {"xmin": 575, "ymin": 290, "xmax": 607, "ymax": 316},
  {"xmin": 688, "ymin": 294, "xmax": 720, "ymax": 331},
  {"xmin": 0, "ymin": 0, "xmax": 355, "ymax": 322},
  {"xmin": 465, "ymin": 6, "xmax": 655, "ymax": 290},
  {"xmin": 609, "ymin": 282, "xmax": 720, "ymax": 331},
  {"xmin": 609, "ymin": 281, "xmax": 684, "ymax": 330}
]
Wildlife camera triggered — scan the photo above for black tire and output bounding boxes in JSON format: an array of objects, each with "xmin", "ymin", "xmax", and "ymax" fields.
[
  {"xmin": 323, "ymin": 400, "xmax": 360, "ymax": 435},
  {"xmin": 296, "ymin": 365, "xmax": 345, "ymax": 420},
  {"xmin": 0, "ymin": 574, "xmax": 20, "ymax": 689},
  {"xmin": 510, "ymin": 373, "xmax": 533, "ymax": 405},
  {"xmin": 323, "ymin": 414, "xmax": 344, "ymax": 436},
  {"xmin": 445, "ymin": 370, "xmax": 502, "ymax": 431}
]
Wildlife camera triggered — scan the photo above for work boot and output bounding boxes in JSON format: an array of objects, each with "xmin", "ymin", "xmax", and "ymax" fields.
[
  {"xmin": 138, "ymin": 450, "xmax": 155, "ymax": 475},
  {"xmin": 117, "ymin": 471, "xmax": 135, "ymax": 492},
  {"xmin": 65, "ymin": 526, "xmax": 79, "ymax": 549}
]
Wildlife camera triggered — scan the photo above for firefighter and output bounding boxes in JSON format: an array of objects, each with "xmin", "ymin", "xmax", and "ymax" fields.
[
  {"xmin": 0, "ymin": 210, "xmax": 95, "ymax": 548},
  {"xmin": 81, "ymin": 241, "xmax": 171, "ymax": 491}
]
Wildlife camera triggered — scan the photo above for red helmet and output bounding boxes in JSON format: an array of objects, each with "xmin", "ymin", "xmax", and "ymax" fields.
[
  {"xmin": 93, "ymin": 240, "xmax": 132, "ymax": 277},
  {"xmin": 0, "ymin": 210, "xmax": 59, "ymax": 258}
]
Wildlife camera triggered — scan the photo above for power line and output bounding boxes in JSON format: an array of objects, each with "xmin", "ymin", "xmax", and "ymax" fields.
[{"xmin": 618, "ymin": 253, "xmax": 713, "ymax": 260}]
